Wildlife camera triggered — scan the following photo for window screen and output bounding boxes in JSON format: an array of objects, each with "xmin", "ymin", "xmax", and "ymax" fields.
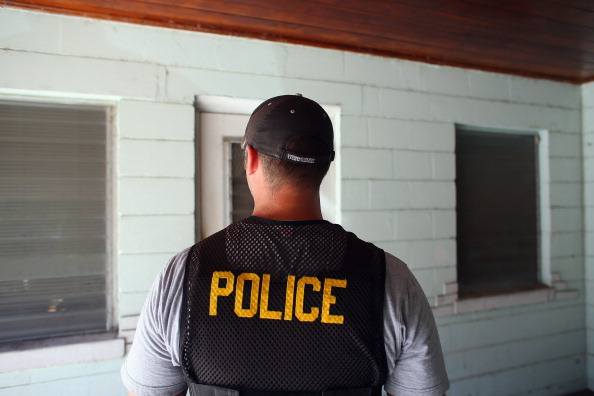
[
  {"xmin": 456, "ymin": 129, "xmax": 539, "ymax": 297},
  {"xmin": 0, "ymin": 101, "xmax": 108, "ymax": 343}
]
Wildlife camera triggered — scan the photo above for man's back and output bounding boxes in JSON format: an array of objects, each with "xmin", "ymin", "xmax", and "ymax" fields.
[{"xmin": 181, "ymin": 218, "xmax": 387, "ymax": 394}]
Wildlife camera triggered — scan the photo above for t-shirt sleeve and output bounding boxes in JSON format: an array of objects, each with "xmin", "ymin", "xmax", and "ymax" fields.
[
  {"xmin": 383, "ymin": 253, "xmax": 450, "ymax": 396},
  {"xmin": 121, "ymin": 249, "xmax": 189, "ymax": 396}
]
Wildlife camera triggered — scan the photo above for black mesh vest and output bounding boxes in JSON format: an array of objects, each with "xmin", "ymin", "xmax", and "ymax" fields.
[{"xmin": 181, "ymin": 217, "xmax": 387, "ymax": 395}]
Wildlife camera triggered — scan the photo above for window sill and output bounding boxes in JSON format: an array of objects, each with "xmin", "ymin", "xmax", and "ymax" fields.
[
  {"xmin": 0, "ymin": 333, "xmax": 125, "ymax": 373},
  {"xmin": 432, "ymin": 272, "xmax": 579, "ymax": 317}
]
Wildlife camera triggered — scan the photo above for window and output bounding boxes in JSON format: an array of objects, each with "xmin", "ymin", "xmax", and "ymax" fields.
[
  {"xmin": 455, "ymin": 126, "xmax": 542, "ymax": 298},
  {"xmin": 0, "ymin": 100, "xmax": 110, "ymax": 343}
]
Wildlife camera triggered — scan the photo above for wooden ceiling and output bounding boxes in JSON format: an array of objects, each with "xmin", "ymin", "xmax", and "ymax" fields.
[{"xmin": 4, "ymin": 0, "xmax": 594, "ymax": 84}]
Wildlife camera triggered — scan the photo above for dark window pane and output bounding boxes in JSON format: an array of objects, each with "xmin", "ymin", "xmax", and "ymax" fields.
[
  {"xmin": 456, "ymin": 129, "xmax": 539, "ymax": 297},
  {"xmin": 231, "ymin": 142, "xmax": 253, "ymax": 222}
]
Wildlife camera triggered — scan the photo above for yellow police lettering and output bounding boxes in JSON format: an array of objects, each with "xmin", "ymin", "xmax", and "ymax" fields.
[
  {"xmin": 295, "ymin": 277, "xmax": 321, "ymax": 322},
  {"xmin": 321, "ymin": 278, "xmax": 347, "ymax": 324},
  {"xmin": 284, "ymin": 275, "xmax": 296, "ymax": 321},
  {"xmin": 208, "ymin": 272, "xmax": 346, "ymax": 324},
  {"xmin": 209, "ymin": 271, "xmax": 234, "ymax": 316},
  {"xmin": 260, "ymin": 274, "xmax": 282, "ymax": 320},
  {"xmin": 234, "ymin": 273, "xmax": 260, "ymax": 318}
]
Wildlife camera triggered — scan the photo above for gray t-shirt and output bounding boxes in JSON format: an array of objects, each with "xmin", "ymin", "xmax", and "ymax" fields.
[{"xmin": 121, "ymin": 248, "xmax": 449, "ymax": 396}]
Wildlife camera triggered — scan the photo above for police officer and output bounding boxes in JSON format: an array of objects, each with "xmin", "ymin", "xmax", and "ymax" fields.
[{"xmin": 122, "ymin": 94, "xmax": 450, "ymax": 396}]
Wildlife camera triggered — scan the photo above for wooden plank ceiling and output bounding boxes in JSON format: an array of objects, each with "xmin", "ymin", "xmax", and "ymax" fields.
[{"xmin": 4, "ymin": 0, "xmax": 594, "ymax": 84}]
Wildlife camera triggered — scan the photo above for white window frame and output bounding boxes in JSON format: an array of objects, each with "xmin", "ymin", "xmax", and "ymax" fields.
[
  {"xmin": 0, "ymin": 89, "xmax": 123, "ymax": 372},
  {"xmin": 432, "ymin": 124, "xmax": 577, "ymax": 316}
]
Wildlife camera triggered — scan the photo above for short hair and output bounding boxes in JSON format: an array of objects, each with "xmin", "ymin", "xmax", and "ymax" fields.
[{"xmin": 256, "ymin": 136, "xmax": 331, "ymax": 191}]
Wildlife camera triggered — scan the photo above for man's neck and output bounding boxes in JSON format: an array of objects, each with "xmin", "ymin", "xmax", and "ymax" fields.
[{"xmin": 251, "ymin": 188, "xmax": 323, "ymax": 221}]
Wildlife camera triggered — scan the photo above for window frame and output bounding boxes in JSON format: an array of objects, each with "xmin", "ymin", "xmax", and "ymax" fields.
[
  {"xmin": 431, "ymin": 124, "xmax": 562, "ymax": 316},
  {"xmin": 0, "ymin": 91, "xmax": 121, "ymax": 371}
]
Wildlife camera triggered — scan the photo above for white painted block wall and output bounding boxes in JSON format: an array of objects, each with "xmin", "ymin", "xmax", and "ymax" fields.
[
  {"xmin": 583, "ymin": 82, "xmax": 594, "ymax": 390},
  {"xmin": 0, "ymin": 7, "xmax": 588, "ymax": 395}
]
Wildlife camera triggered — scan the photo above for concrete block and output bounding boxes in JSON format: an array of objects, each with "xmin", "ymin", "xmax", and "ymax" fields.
[
  {"xmin": 432, "ymin": 304, "xmax": 454, "ymax": 317},
  {"xmin": 119, "ymin": 100, "xmax": 194, "ymax": 140},
  {"xmin": 444, "ymin": 282, "xmax": 459, "ymax": 294},
  {"xmin": 397, "ymin": 60, "xmax": 427, "ymax": 91},
  {"xmin": 361, "ymin": 86, "xmax": 382, "ymax": 118},
  {"xmin": 431, "ymin": 152, "xmax": 455, "ymax": 180},
  {"xmin": 555, "ymin": 289, "xmax": 580, "ymax": 301},
  {"xmin": 586, "ymin": 280, "xmax": 594, "ymax": 305},
  {"xmin": 428, "ymin": 94, "xmax": 474, "ymax": 124},
  {"xmin": 143, "ymin": 27, "xmax": 220, "ymax": 69},
  {"xmin": 118, "ymin": 291, "xmax": 149, "ymax": 316},
  {"xmin": 61, "ymin": 15, "xmax": 148, "ymax": 63},
  {"xmin": 455, "ymin": 288, "xmax": 551, "ymax": 314},
  {"xmin": 432, "ymin": 210, "xmax": 456, "ymax": 239},
  {"xmin": 582, "ymin": 82, "xmax": 594, "ymax": 108},
  {"xmin": 344, "ymin": 52, "xmax": 402, "ymax": 89},
  {"xmin": 395, "ymin": 210, "xmax": 433, "ymax": 240},
  {"xmin": 436, "ymin": 292, "xmax": 457, "ymax": 306},
  {"xmin": 423, "ymin": 64, "xmax": 469, "ymax": 96},
  {"xmin": 379, "ymin": 240, "xmax": 411, "ymax": 263},
  {"xmin": 509, "ymin": 76, "xmax": 580, "ymax": 109},
  {"xmin": 583, "ymin": 108, "xmax": 594, "ymax": 133},
  {"xmin": 407, "ymin": 239, "xmax": 456, "ymax": 269},
  {"xmin": 340, "ymin": 115, "xmax": 368, "ymax": 147},
  {"xmin": 119, "ymin": 315, "xmax": 140, "ymax": 330},
  {"xmin": 392, "ymin": 150, "xmax": 432, "ymax": 180},
  {"xmin": 285, "ymin": 44, "xmax": 344, "ymax": 82},
  {"xmin": 551, "ymin": 207, "xmax": 584, "ymax": 233},
  {"xmin": 409, "ymin": 267, "xmax": 452, "ymax": 300},
  {"xmin": 119, "ymin": 177, "xmax": 194, "ymax": 215},
  {"xmin": 341, "ymin": 147, "xmax": 392, "ymax": 179},
  {"xmin": 216, "ymin": 36, "xmax": 287, "ymax": 77},
  {"xmin": 119, "ymin": 252, "xmax": 175, "ymax": 293},
  {"xmin": 369, "ymin": 180, "xmax": 409, "ymax": 210},
  {"xmin": 585, "ymin": 133, "xmax": 594, "ymax": 157},
  {"xmin": 551, "ymin": 232, "xmax": 583, "ymax": 258},
  {"xmin": 585, "ymin": 231, "xmax": 594, "ymax": 257},
  {"xmin": 549, "ymin": 131, "xmax": 581, "ymax": 158},
  {"xmin": 408, "ymin": 181, "xmax": 455, "ymax": 209},
  {"xmin": 554, "ymin": 256, "xmax": 586, "ymax": 282},
  {"xmin": 341, "ymin": 211, "xmax": 393, "ymax": 243},
  {"xmin": 118, "ymin": 139, "xmax": 194, "ymax": 178},
  {"xmin": 164, "ymin": 67, "xmax": 264, "ymax": 104},
  {"xmin": 119, "ymin": 214, "xmax": 194, "ymax": 254},
  {"xmin": 585, "ymin": 158, "xmax": 594, "ymax": 181},
  {"xmin": 0, "ymin": 7, "xmax": 61, "ymax": 54},
  {"xmin": 468, "ymin": 70, "xmax": 510, "ymax": 101},
  {"xmin": 0, "ymin": 50, "xmax": 160, "ymax": 99},
  {"xmin": 549, "ymin": 157, "xmax": 582, "ymax": 183},
  {"xmin": 118, "ymin": 329, "xmax": 136, "ymax": 345},
  {"xmin": 530, "ymin": 356, "xmax": 586, "ymax": 394},
  {"xmin": 341, "ymin": 180, "xmax": 369, "ymax": 210},
  {"xmin": 550, "ymin": 182, "xmax": 582, "ymax": 208},
  {"xmin": 380, "ymin": 88, "xmax": 431, "ymax": 121},
  {"xmin": 367, "ymin": 118, "xmax": 411, "ymax": 150},
  {"xmin": 409, "ymin": 122, "xmax": 455, "ymax": 152}
]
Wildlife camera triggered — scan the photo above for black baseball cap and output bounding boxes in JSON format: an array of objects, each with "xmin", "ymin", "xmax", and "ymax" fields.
[{"xmin": 241, "ymin": 94, "xmax": 335, "ymax": 164}]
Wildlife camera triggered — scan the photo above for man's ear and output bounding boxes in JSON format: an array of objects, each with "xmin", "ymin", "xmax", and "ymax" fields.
[{"xmin": 245, "ymin": 145, "xmax": 259, "ymax": 175}]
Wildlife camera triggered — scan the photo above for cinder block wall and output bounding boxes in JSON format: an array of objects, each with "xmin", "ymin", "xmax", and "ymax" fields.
[
  {"xmin": 583, "ymin": 83, "xmax": 594, "ymax": 390},
  {"xmin": 0, "ymin": 7, "xmax": 587, "ymax": 395}
]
